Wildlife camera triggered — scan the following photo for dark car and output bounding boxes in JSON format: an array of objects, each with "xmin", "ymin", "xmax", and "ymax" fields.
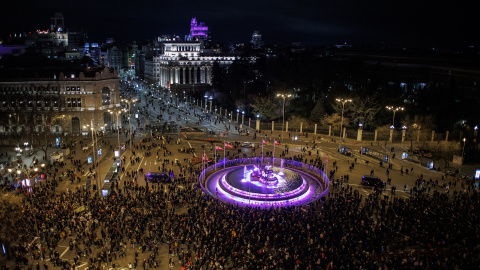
[
  {"xmin": 361, "ymin": 176, "xmax": 385, "ymax": 188},
  {"xmin": 145, "ymin": 172, "xmax": 171, "ymax": 183}
]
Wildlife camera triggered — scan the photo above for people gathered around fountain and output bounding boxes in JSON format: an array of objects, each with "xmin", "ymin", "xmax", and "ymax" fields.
[
  {"xmin": 1, "ymin": 114, "xmax": 480, "ymax": 269},
  {"xmin": 2, "ymin": 161, "xmax": 480, "ymax": 269}
]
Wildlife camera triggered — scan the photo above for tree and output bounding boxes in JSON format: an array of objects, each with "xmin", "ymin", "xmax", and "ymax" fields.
[
  {"xmin": 376, "ymin": 125, "xmax": 392, "ymax": 142},
  {"xmin": 250, "ymin": 96, "xmax": 279, "ymax": 121},
  {"xmin": 429, "ymin": 141, "xmax": 460, "ymax": 172},
  {"xmin": 309, "ymin": 99, "xmax": 326, "ymax": 123},
  {"xmin": 321, "ymin": 113, "xmax": 349, "ymax": 136},
  {"xmin": 349, "ymin": 94, "xmax": 382, "ymax": 128},
  {"xmin": 31, "ymin": 111, "xmax": 64, "ymax": 161},
  {"xmin": 401, "ymin": 115, "xmax": 437, "ymax": 150}
]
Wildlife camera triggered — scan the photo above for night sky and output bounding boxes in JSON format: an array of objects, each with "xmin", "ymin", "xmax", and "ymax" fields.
[{"xmin": 2, "ymin": 0, "xmax": 479, "ymax": 48}]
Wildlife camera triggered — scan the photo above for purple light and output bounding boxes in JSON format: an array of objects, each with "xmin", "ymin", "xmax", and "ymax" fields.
[
  {"xmin": 200, "ymin": 158, "xmax": 329, "ymax": 208},
  {"xmin": 190, "ymin": 18, "xmax": 208, "ymax": 39}
]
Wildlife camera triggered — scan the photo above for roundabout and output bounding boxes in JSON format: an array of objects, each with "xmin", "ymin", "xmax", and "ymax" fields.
[{"xmin": 200, "ymin": 158, "xmax": 329, "ymax": 208}]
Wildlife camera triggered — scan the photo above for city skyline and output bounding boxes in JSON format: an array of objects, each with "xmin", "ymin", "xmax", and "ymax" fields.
[{"xmin": 1, "ymin": 0, "xmax": 479, "ymax": 48}]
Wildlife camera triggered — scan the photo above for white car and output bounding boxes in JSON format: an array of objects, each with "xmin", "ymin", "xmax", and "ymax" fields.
[{"xmin": 241, "ymin": 142, "xmax": 256, "ymax": 148}]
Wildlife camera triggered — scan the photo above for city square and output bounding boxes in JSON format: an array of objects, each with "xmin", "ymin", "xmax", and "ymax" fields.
[{"xmin": 1, "ymin": 4, "xmax": 480, "ymax": 270}]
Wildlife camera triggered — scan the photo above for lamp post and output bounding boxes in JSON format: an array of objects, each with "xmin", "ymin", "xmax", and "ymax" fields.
[
  {"xmin": 122, "ymin": 99, "xmax": 137, "ymax": 151},
  {"xmin": 276, "ymin": 94, "xmax": 292, "ymax": 136},
  {"xmin": 386, "ymin": 106, "xmax": 404, "ymax": 128},
  {"xmin": 204, "ymin": 95, "xmax": 208, "ymax": 112},
  {"xmin": 109, "ymin": 109, "xmax": 122, "ymax": 157},
  {"xmin": 85, "ymin": 120, "xmax": 101, "ymax": 197},
  {"xmin": 209, "ymin": 96, "xmax": 213, "ymax": 113},
  {"xmin": 336, "ymin": 98, "xmax": 352, "ymax": 151},
  {"xmin": 460, "ymin": 138, "xmax": 466, "ymax": 175},
  {"xmin": 242, "ymin": 111, "xmax": 245, "ymax": 126},
  {"xmin": 236, "ymin": 109, "xmax": 240, "ymax": 123}
]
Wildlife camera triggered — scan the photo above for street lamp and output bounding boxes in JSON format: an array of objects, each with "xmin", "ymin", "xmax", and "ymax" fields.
[
  {"xmin": 121, "ymin": 98, "xmax": 137, "ymax": 151},
  {"xmin": 460, "ymin": 138, "xmax": 466, "ymax": 175},
  {"xmin": 276, "ymin": 94, "xmax": 292, "ymax": 136},
  {"xmin": 336, "ymin": 98, "xmax": 352, "ymax": 151},
  {"xmin": 242, "ymin": 111, "xmax": 245, "ymax": 126},
  {"xmin": 386, "ymin": 106, "xmax": 404, "ymax": 128},
  {"xmin": 236, "ymin": 109, "xmax": 240, "ymax": 123},
  {"xmin": 109, "ymin": 109, "xmax": 122, "ymax": 157}
]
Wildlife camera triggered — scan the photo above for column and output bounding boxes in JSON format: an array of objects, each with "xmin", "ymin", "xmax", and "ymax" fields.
[
  {"xmin": 343, "ymin": 127, "xmax": 346, "ymax": 139},
  {"xmin": 200, "ymin": 67, "xmax": 205, "ymax": 83},
  {"xmin": 357, "ymin": 129, "xmax": 363, "ymax": 142},
  {"xmin": 193, "ymin": 67, "xmax": 198, "ymax": 84},
  {"xmin": 314, "ymin": 124, "xmax": 317, "ymax": 135},
  {"xmin": 175, "ymin": 68, "xmax": 180, "ymax": 84},
  {"xmin": 389, "ymin": 129, "xmax": 393, "ymax": 142},
  {"xmin": 162, "ymin": 67, "xmax": 166, "ymax": 87},
  {"xmin": 402, "ymin": 129, "xmax": 406, "ymax": 142},
  {"xmin": 374, "ymin": 130, "xmax": 378, "ymax": 142},
  {"xmin": 182, "ymin": 68, "xmax": 186, "ymax": 84},
  {"xmin": 187, "ymin": 67, "xmax": 193, "ymax": 84},
  {"xmin": 169, "ymin": 68, "xmax": 174, "ymax": 87},
  {"xmin": 286, "ymin": 122, "xmax": 289, "ymax": 132},
  {"xmin": 272, "ymin": 121, "xmax": 274, "ymax": 132},
  {"xmin": 248, "ymin": 118, "xmax": 251, "ymax": 128},
  {"xmin": 206, "ymin": 66, "xmax": 212, "ymax": 85},
  {"xmin": 300, "ymin": 123, "xmax": 303, "ymax": 133},
  {"xmin": 328, "ymin": 125, "xmax": 332, "ymax": 136},
  {"xmin": 256, "ymin": 119, "xmax": 260, "ymax": 132},
  {"xmin": 445, "ymin": 131, "xmax": 449, "ymax": 142},
  {"xmin": 431, "ymin": 130, "xmax": 435, "ymax": 142}
]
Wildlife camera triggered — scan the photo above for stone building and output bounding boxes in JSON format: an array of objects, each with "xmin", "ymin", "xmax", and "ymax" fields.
[
  {"xmin": 144, "ymin": 41, "xmax": 244, "ymax": 89},
  {"xmin": 0, "ymin": 56, "xmax": 120, "ymax": 138}
]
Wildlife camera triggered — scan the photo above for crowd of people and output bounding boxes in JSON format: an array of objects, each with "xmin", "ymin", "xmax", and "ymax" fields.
[
  {"xmin": 1, "ymin": 87, "xmax": 480, "ymax": 269},
  {"xmin": 2, "ymin": 141, "xmax": 480, "ymax": 270}
]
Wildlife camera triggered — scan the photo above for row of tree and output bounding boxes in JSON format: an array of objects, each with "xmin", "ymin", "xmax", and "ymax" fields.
[{"xmin": 209, "ymin": 49, "xmax": 474, "ymax": 134}]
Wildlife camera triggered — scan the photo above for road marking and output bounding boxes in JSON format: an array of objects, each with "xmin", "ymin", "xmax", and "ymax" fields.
[{"xmin": 60, "ymin": 247, "xmax": 69, "ymax": 258}]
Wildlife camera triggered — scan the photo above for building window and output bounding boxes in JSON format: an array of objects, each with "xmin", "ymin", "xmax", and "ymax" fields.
[{"xmin": 102, "ymin": 87, "xmax": 111, "ymax": 105}]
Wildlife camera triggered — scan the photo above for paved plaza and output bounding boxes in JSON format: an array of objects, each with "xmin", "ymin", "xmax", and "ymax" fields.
[{"xmin": 1, "ymin": 85, "xmax": 478, "ymax": 270}]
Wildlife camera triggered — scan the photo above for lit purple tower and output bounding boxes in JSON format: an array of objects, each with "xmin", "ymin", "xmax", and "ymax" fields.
[{"xmin": 189, "ymin": 18, "xmax": 208, "ymax": 40}]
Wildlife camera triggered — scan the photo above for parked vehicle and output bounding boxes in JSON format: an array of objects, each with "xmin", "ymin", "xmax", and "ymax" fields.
[
  {"xmin": 144, "ymin": 172, "xmax": 171, "ymax": 183},
  {"xmin": 361, "ymin": 176, "xmax": 385, "ymax": 188}
]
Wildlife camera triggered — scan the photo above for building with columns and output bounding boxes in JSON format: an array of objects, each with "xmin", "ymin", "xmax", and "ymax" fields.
[
  {"xmin": 0, "ymin": 56, "xmax": 120, "ymax": 139},
  {"xmin": 145, "ymin": 41, "xmax": 247, "ymax": 89}
]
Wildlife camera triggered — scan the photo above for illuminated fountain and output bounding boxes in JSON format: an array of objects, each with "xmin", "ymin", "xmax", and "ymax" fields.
[{"xmin": 201, "ymin": 159, "xmax": 328, "ymax": 208}]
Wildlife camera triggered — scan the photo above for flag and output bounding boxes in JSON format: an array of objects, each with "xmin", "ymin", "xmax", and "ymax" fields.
[
  {"xmin": 262, "ymin": 139, "xmax": 269, "ymax": 145},
  {"xmin": 224, "ymin": 142, "xmax": 234, "ymax": 149},
  {"xmin": 215, "ymin": 145, "xmax": 223, "ymax": 151},
  {"xmin": 274, "ymin": 140, "xmax": 281, "ymax": 145},
  {"xmin": 202, "ymin": 152, "xmax": 210, "ymax": 161}
]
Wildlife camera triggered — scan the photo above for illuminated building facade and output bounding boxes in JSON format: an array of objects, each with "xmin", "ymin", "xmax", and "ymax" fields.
[
  {"xmin": 0, "ymin": 62, "xmax": 120, "ymax": 136},
  {"xmin": 189, "ymin": 18, "xmax": 208, "ymax": 40},
  {"xmin": 145, "ymin": 41, "xmax": 246, "ymax": 89}
]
